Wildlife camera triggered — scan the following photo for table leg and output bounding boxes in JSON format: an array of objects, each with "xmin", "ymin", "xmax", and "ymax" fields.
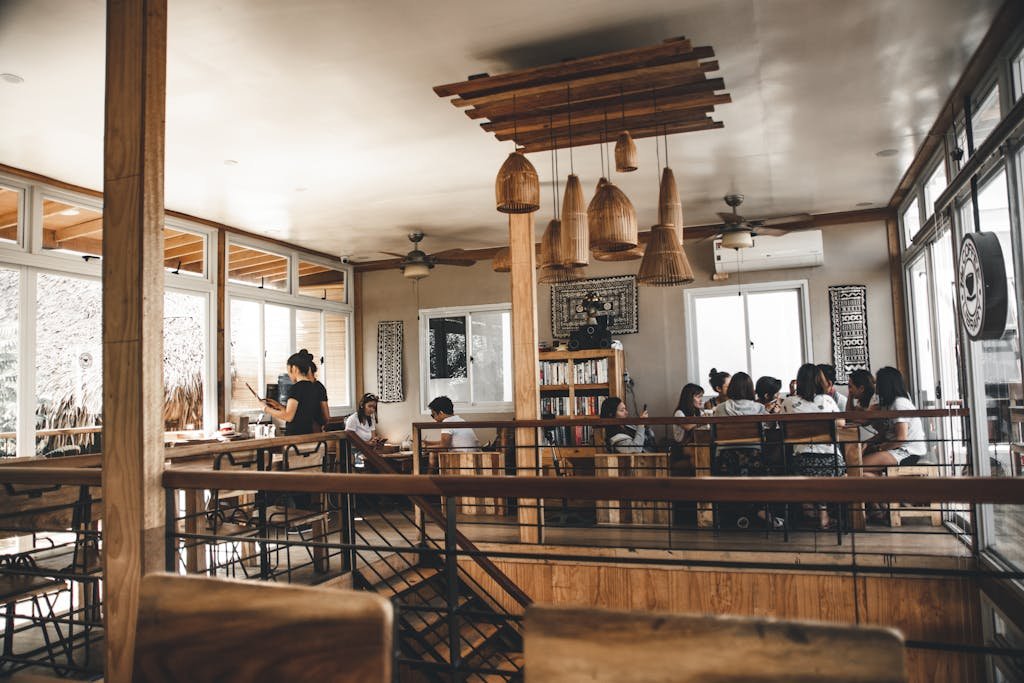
[
  {"xmin": 840, "ymin": 429, "xmax": 866, "ymax": 531},
  {"xmin": 184, "ymin": 489, "xmax": 208, "ymax": 574},
  {"xmin": 693, "ymin": 445, "xmax": 713, "ymax": 528}
]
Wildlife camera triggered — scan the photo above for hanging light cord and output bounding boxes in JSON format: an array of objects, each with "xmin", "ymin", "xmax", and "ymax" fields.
[
  {"xmin": 654, "ymin": 88, "xmax": 662, "ymax": 189},
  {"xmin": 549, "ymin": 113, "xmax": 559, "ymax": 219},
  {"xmin": 512, "ymin": 93, "xmax": 518, "ymax": 150},
  {"xmin": 603, "ymin": 108, "xmax": 612, "ymax": 180},
  {"xmin": 599, "ymin": 109, "xmax": 607, "ymax": 178},
  {"xmin": 566, "ymin": 83, "xmax": 574, "ymax": 175}
]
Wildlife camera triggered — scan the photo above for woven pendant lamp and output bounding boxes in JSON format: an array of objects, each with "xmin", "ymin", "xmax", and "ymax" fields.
[
  {"xmin": 614, "ymin": 131, "xmax": 638, "ymax": 172},
  {"xmin": 491, "ymin": 247, "xmax": 511, "ymax": 273},
  {"xmin": 495, "ymin": 151, "xmax": 540, "ymax": 214},
  {"xmin": 658, "ymin": 167, "xmax": 684, "ymax": 244},
  {"xmin": 559, "ymin": 174, "xmax": 589, "ymax": 267},
  {"xmin": 538, "ymin": 219, "xmax": 583, "ymax": 283},
  {"xmin": 588, "ymin": 177, "xmax": 638, "ymax": 252},
  {"xmin": 592, "ymin": 244, "xmax": 644, "ymax": 261},
  {"xmin": 637, "ymin": 224, "xmax": 694, "ymax": 286}
]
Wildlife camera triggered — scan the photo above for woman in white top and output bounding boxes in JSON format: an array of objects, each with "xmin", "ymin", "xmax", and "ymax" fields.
[
  {"xmin": 863, "ymin": 367, "xmax": 926, "ymax": 474},
  {"xmin": 782, "ymin": 363, "xmax": 846, "ymax": 529},
  {"xmin": 672, "ymin": 383, "xmax": 704, "ymax": 444},
  {"xmin": 344, "ymin": 393, "xmax": 383, "ymax": 445}
]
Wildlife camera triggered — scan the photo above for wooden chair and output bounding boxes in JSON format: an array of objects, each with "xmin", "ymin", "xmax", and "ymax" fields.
[
  {"xmin": 133, "ymin": 574, "xmax": 392, "ymax": 683},
  {"xmin": 593, "ymin": 452, "xmax": 669, "ymax": 526},
  {"xmin": 709, "ymin": 421, "xmax": 773, "ymax": 533},
  {"xmin": 780, "ymin": 419, "xmax": 863, "ymax": 535},
  {"xmin": 886, "ymin": 462, "xmax": 943, "ymax": 527},
  {"xmin": 524, "ymin": 605, "xmax": 907, "ymax": 683},
  {"xmin": 437, "ymin": 451, "xmax": 506, "ymax": 516}
]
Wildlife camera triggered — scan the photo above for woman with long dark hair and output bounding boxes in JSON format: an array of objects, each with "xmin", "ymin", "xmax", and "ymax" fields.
[
  {"xmin": 600, "ymin": 396, "xmax": 647, "ymax": 453},
  {"xmin": 863, "ymin": 367, "xmax": 926, "ymax": 474},
  {"xmin": 847, "ymin": 369, "xmax": 876, "ymax": 410},
  {"xmin": 672, "ymin": 383, "xmax": 704, "ymax": 444},
  {"xmin": 345, "ymin": 392, "xmax": 384, "ymax": 445},
  {"xmin": 755, "ymin": 376, "xmax": 783, "ymax": 414}
]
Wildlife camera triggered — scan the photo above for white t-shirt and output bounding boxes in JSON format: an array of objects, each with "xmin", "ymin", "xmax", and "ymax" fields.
[
  {"xmin": 880, "ymin": 396, "xmax": 926, "ymax": 456},
  {"xmin": 672, "ymin": 409, "xmax": 689, "ymax": 443},
  {"xmin": 713, "ymin": 399, "xmax": 766, "ymax": 417},
  {"xmin": 344, "ymin": 412, "xmax": 376, "ymax": 443},
  {"xmin": 830, "ymin": 389, "xmax": 848, "ymax": 411},
  {"xmin": 782, "ymin": 393, "xmax": 839, "ymax": 454},
  {"xmin": 441, "ymin": 415, "xmax": 481, "ymax": 450}
]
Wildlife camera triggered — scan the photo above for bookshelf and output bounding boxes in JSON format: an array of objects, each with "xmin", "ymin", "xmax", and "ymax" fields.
[{"xmin": 538, "ymin": 348, "xmax": 625, "ymax": 447}]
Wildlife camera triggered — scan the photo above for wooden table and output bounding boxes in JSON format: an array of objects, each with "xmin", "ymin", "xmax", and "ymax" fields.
[{"xmin": 594, "ymin": 452, "xmax": 670, "ymax": 527}]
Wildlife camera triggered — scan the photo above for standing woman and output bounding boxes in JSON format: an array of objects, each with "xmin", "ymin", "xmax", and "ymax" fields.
[
  {"xmin": 261, "ymin": 350, "xmax": 326, "ymax": 435},
  {"xmin": 672, "ymin": 383, "xmax": 705, "ymax": 444},
  {"xmin": 703, "ymin": 369, "xmax": 731, "ymax": 411}
]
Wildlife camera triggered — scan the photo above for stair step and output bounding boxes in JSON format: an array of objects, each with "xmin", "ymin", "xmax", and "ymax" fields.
[
  {"xmin": 357, "ymin": 550, "xmax": 419, "ymax": 585},
  {"xmin": 401, "ymin": 595, "xmax": 471, "ymax": 633},
  {"xmin": 374, "ymin": 566, "xmax": 441, "ymax": 599}
]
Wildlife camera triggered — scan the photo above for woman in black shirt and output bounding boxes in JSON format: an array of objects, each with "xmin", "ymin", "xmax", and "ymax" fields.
[{"xmin": 262, "ymin": 349, "xmax": 328, "ymax": 434}]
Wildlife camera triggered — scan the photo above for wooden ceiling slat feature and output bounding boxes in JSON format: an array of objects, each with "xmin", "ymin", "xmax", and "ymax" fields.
[
  {"xmin": 55, "ymin": 217, "xmax": 104, "ymax": 242},
  {"xmin": 228, "ymin": 251, "xmax": 287, "ymax": 269},
  {"xmin": 51, "ymin": 235, "xmax": 102, "ymax": 255},
  {"xmin": 164, "ymin": 233, "xmax": 203, "ymax": 249},
  {"xmin": 298, "ymin": 270, "xmax": 345, "ymax": 287},
  {"xmin": 229, "ymin": 260, "xmax": 289, "ymax": 278},
  {"xmin": 436, "ymin": 40, "xmax": 727, "ymax": 153},
  {"xmin": 433, "ymin": 36, "xmax": 694, "ymax": 98},
  {"xmin": 163, "ymin": 242, "xmax": 205, "ymax": 260},
  {"xmin": 520, "ymin": 119, "xmax": 723, "ymax": 154},
  {"xmin": 497, "ymin": 106, "xmax": 715, "ymax": 144},
  {"xmin": 0, "ymin": 226, "xmax": 17, "ymax": 240}
]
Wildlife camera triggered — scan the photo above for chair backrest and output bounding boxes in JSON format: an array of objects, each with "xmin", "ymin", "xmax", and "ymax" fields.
[
  {"xmin": 524, "ymin": 605, "xmax": 906, "ymax": 683},
  {"xmin": 133, "ymin": 574, "xmax": 392, "ymax": 683},
  {"xmin": 782, "ymin": 419, "xmax": 835, "ymax": 444},
  {"xmin": 713, "ymin": 420, "xmax": 762, "ymax": 445}
]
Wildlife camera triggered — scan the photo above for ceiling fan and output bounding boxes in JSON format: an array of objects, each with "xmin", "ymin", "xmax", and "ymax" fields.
[
  {"xmin": 380, "ymin": 232, "xmax": 477, "ymax": 279},
  {"xmin": 709, "ymin": 194, "xmax": 812, "ymax": 249}
]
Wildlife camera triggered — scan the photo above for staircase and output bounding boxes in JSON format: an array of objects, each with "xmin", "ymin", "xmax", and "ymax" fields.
[{"xmin": 354, "ymin": 548, "xmax": 524, "ymax": 682}]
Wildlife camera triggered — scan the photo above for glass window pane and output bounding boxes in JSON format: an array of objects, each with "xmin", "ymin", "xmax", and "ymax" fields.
[
  {"xmin": 908, "ymin": 257, "xmax": 936, "ymax": 405},
  {"xmin": 902, "ymin": 200, "xmax": 921, "ymax": 249},
  {"xmin": 1014, "ymin": 43, "xmax": 1024, "ymax": 101},
  {"xmin": 264, "ymin": 304, "xmax": 293, "ymax": 403},
  {"xmin": 228, "ymin": 243, "xmax": 289, "ymax": 291},
  {"xmin": 693, "ymin": 294, "xmax": 747, "ymax": 395},
  {"xmin": 970, "ymin": 169, "xmax": 1023, "ymax": 568},
  {"xmin": 471, "ymin": 310, "xmax": 512, "ymax": 404},
  {"xmin": 296, "ymin": 308, "xmax": 322, "ymax": 374},
  {"xmin": 41, "ymin": 199, "xmax": 103, "ymax": 258},
  {"xmin": 0, "ymin": 268, "xmax": 17, "ymax": 457},
  {"xmin": 971, "ymin": 85, "xmax": 1001, "ymax": 150},
  {"xmin": 427, "ymin": 316, "xmax": 470, "ymax": 404},
  {"xmin": 0, "ymin": 186, "xmax": 20, "ymax": 246},
  {"xmin": 164, "ymin": 291, "xmax": 206, "ymax": 430},
  {"xmin": 230, "ymin": 299, "xmax": 261, "ymax": 413},
  {"xmin": 747, "ymin": 289, "xmax": 804, "ymax": 389},
  {"xmin": 298, "ymin": 260, "xmax": 346, "ymax": 303},
  {"xmin": 164, "ymin": 227, "xmax": 206, "ymax": 278},
  {"xmin": 922, "ymin": 163, "xmax": 946, "ymax": 219},
  {"xmin": 324, "ymin": 313, "xmax": 348, "ymax": 406},
  {"xmin": 35, "ymin": 273, "xmax": 102, "ymax": 456}
]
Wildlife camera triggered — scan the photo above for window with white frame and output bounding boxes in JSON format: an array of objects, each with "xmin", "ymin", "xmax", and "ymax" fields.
[
  {"xmin": 901, "ymin": 197, "xmax": 921, "ymax": 249},
  {"xmin": 1014, "ymin": 41, "xmax": 1024, "ymax": 102},
  {"xmin": 419, "ymin": 304, "xmax": 512, "ymax": 412},
  {"xmin": 922, "ymin": 160, "xmax": 947, "ymax": 220},
  {"xmin": 956, "ymin": 83, "xmax": 1001, "ymax": 163},
  {"xmin": 0, "ymin": 184, "xmax": 23, "ymax": 247},
  {"xmin": 684, "ymin": 282, "xmax": 811, "ymax": 394}
]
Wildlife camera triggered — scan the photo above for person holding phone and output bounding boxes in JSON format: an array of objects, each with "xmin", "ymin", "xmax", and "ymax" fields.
[
  {"xmin": 260, "ymin": 350, "xmax": 327, "ymax": 436},
  {"xmin": 599, "ymin": 396, "xmax": 648, "ymax": 453}
]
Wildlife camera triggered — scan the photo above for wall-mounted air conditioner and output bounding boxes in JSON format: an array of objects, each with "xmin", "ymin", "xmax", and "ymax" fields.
[{"xmin": 713, "ymin": 229, "xmax": 824, "ymax": 274}]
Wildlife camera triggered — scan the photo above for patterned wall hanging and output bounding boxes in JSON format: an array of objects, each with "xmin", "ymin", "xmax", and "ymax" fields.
[
  {"xmin": 550, "ymin": 275, "xmax": 639, "ymax": 338},
  {"xmin": 376, "ymin": 321, "xmax": 404, "ymax": 403},
  {"xmin": 828, "ymin": 285, "xmax": 869, "ymax": 385}
]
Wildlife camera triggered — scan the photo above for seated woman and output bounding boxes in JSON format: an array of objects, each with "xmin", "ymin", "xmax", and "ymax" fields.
[
  {"xmin": 755, "ymin": 376, "xmax": 783, "ymax": 414},
  {"xmin": 782, "ymin": 363, "xmax": 846, "ymax": 529},
  {"xmin": 599, "ymin": 397, "xmax": 648, "ymax": 453},
  {"xmin": 672, "ymin": 383, "xmax": 704, "ymax": 444},
  {"xmin": 703, "ymin": 368, "xmax": 731, "ymax": 411},
  {"xmin": 344, "ymin": 393, "xmax": 385, "ymax": 467},
  {"xmin": 713, "ymin": 372, "xmax": 766, "ymax": 417},
  {"xmin": 863, "ymin": 366, "xmax": 926, "ymax": 474},
  {"xmin": 847, "ymin": 369, "xmax": 876, "ymax": 410}
]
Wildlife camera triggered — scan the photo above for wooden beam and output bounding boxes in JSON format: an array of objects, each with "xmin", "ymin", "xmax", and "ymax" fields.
[
  {"xmin": 520, "ymin": 118, "xmax": 723, "ymax": 153},
  {"xmin": 886, "ymin": 217, "xmax": 910, "ymax": 375},
  {"xmin": 433, "ymin": 36, "xmax": 694, "ymax": 97},
  {"xmin": 298, "ymin": 269, "xmax": 346, "ymax": 287},
  {"xmin": 163, "ymin": 240, "xmax": 204, "ymax": 259},
  {"xmin": 216, "ymin": 229, "xmax": 226, "ymax": 423},
  {"xmin": 508, "ymin": 211, "xmax": 541, "ymax": 544},
  {"xmin": 55, "ymin": 217, "xmax": 104, "ymax": 242},
  {"xmin": 503, "ymin": 106, "xmax": 715, "ymax": 145},
  {"xmin": 101, "ymin": 2, "xmax": 167, "ymax": 681}
]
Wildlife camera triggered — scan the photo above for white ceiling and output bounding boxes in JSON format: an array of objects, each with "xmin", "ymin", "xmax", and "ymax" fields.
[{"xmin": 0, "ymin": 0, "xmax": 1001, "ymax": 260}]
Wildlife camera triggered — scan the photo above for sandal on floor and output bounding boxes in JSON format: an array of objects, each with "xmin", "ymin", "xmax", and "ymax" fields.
[{"xmin": 757, "ymin": 512, "xmax": 786, "ymax": 530}]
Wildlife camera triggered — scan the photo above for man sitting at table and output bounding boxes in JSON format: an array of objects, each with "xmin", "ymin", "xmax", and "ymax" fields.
[{"xmin": 424, "ymin": 396, "xmax": 480, "ymax": 472}]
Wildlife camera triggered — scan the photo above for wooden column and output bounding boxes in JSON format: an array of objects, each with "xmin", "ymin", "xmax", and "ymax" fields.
[
  {"xmin": 216, "ymin": 229, "xmax": 227, "ymax": 423},
  {"xmin": 885, "ymin": 217, "xmax": 910, "ymax": 375},
  {"xmin": 509, "ymin": 212, "xmax": 541, "ymax": 543},
  {"xmin": 101, "ymin": 1, "xmax": 167, "ymax": 681}
]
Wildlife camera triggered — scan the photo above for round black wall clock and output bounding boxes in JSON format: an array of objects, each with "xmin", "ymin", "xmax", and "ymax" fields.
[{"xmin": 958, "ymin": 231, "xmax": 1007, "ymax": 340}]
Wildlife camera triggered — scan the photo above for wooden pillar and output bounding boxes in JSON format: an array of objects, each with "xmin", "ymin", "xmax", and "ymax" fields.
[
  {"xmin": 101, "ymin": 1, "xmax": 167, "ymax": 681},
  {"xmin": 509, "ymin": 212, "xmax": 541, "ymax": 543},
  {"xmin": 216, "ymin": 229, "xmax": 227, "ymax": 423},
  {"xmin": 885, "ymin": 217, "xmax": 910, "ymax": 375}
]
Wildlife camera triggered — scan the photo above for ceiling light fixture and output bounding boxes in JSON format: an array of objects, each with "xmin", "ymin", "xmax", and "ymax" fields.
[
  {"xmin": 614, "ymin": 86, "xmax": 638, "ymax": 172},
  {"xmin": 402, "ymin": 261, "xmax": 431, "ymax": 280},
  {"xmin": 59, "ymin": 208, "xmax": 80, "ymax": 216},
  {"xmin": 875, "ymin": 149, "xmax": 898, "ymax": 158},
  {"xmin": 637, "ymin": 224, "xmax": 691, "ymax": 286},
  {"xmin": 223, "ymin": 159, "xmax": 239, "ymax": 166},
  {"xmin": 559, "ymin": 85, "xmax": 589, "ymax": 268},
  {"xmin": 0, "ymin": 73, "xmax": 24, "ymax": 84},
  {"xmin": 495, "ymin": 94, "xmax": 540, "ymax": 214}
]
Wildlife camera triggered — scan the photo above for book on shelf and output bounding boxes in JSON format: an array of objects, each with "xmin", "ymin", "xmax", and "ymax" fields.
[
  {"xmin": 543, "ymin": 424, "xmax": 595, "ymax": 447},
  {"xmin": 538, "ymin": 360, "xmax": 569, "ymax": 385},
  {"xmin": 572, "ymin": 358, "xmax": 609, "ymax": 385}
]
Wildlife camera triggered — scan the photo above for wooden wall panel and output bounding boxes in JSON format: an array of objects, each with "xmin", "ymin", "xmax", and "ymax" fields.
[{"xmin": 459, "ymin": 557, "xmax": 982, "ymax": 683}]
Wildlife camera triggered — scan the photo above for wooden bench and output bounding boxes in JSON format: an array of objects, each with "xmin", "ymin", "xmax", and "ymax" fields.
[
  {"xmin": 593, "ymin": 452, "xmax": 669, "ymax": 526},
  {"xmin": 133, "ymin": 574, "xmax": 393, "ymax": 682},
  {"xmin": 887, "ymin": 463, "xmax": 943, "ymax": 526},
  {"xmin": 525, "ymin": 605, "xmax": 907, "ymax": 682}
]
